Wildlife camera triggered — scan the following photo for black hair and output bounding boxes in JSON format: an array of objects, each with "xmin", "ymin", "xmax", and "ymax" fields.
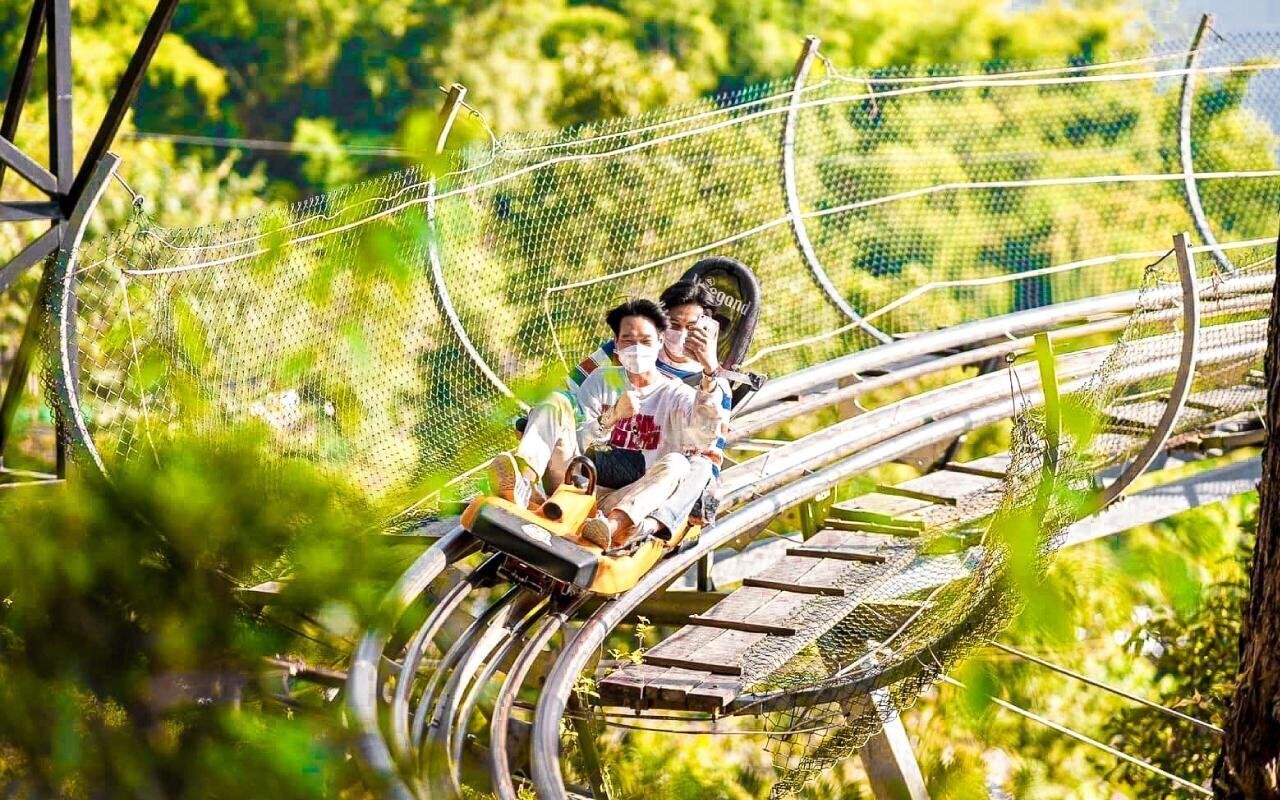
[
  {"xmin": 659, "ymin": 279, "xmax": 714, "ymax": 313},
  {"xmin": 605, "ymin": 298, "xmax": 668, "ymax": 336}
]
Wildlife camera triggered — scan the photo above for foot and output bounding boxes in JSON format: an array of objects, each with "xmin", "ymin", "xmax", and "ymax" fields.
[
  {"xmin": 580, "ymin": 512, "xmax": 613, "ymax": 549},
  {"xmin": 488, "ymin": 453, "xmax": 535, "ymax": 509}
]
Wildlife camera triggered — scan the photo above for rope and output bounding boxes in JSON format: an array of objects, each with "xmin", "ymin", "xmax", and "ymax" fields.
[
  {"xmin": 985, "ymin": 639, "xmax": 1223, "ymax": 735},
  {"xmin": 126, "ymin": 130, "xmax": 412, "ymax": 158},
  {"xmin": 940, "ymin": 675, "xmax": 1212, "ymax": 796}
]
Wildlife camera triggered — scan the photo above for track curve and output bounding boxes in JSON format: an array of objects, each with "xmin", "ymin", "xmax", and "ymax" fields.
[{"xmin": 348, "ymin": 271, "xmax": 1273, "ymax": 800}]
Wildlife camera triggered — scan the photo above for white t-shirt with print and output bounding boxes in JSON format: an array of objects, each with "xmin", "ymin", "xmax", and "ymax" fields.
[{"xmin": 572, "ymin": 366, "xmax": 701, "ymax": 468}]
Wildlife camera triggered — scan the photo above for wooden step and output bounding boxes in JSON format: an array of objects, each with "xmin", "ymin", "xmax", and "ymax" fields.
[
  {"xmin": 641, "ymin": 625, "xmax": 766, "ymax": 675},
  {"xmin": 1104, "ymin": 399, "xmax": 1167, "ymax": 429},
  {"xmin": 947, "ymin": 452, "xmax": 1012, "ymax": 479},
  {"xmin": 787, "ymin": 544, "xmax": 886, "ymax": 563},
  {"xmin": 824, "ymin": 518, "xmax": 925, "ymax": 537},
  {"xmin": 876, "ymin": 469, "xmax": 1001, "ymax": 506},
  {"xmin": 742, "ymin": 554, "xmax": 876, "ymax": 596},
  {"xmin": 687, "ymin": 586, "xmax": 806, "ymax": 636},
  {"xmin": 828, "ymin": 492, "xmax": 930, "ymax": 528},
  {"xmin": 785, "ymin": 529, "xmax": 913, "ymax": 564},
  {"xmin": 600, "ymin": 664, "xmax": 740, "ymax": 711}
]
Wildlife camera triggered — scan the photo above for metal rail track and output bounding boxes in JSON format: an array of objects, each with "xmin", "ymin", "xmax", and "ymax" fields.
[{"xmin": 347, "ymin": 271, "xmax": 1272, "ymax": 800}]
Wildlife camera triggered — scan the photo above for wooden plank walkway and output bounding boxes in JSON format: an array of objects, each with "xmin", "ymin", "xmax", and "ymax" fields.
[
  {"xmin": 598, "ymin": 455, "xmax": 1006, "ymax": 712},
  {"xmin": 599, "ymin": 384, "xmax": 1265, "ymax": 712}
]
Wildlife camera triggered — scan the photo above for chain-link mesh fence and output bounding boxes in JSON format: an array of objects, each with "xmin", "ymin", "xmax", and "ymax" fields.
[
  {"xmin": 735, "ymin": 243, "xmax": 1273, "ymax": 797},
  {"xmin": 47, "ymin": 36, "xmax": 1280, "ymax": 531}
]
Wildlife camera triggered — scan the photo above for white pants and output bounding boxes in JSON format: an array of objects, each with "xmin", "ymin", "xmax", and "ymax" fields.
[
  {"xmin": 600, "ymin": 452, "xmax": 690, "ymax": 525},
  {"xmin": 516, "ymin": 393, "xmax": 582, "ymax": 491}
]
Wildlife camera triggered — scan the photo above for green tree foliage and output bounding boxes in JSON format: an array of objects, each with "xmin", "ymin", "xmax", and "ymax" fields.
[
  {"xmin": 0, "ymin": 429, "xmax": 403, "ymax": 797},
  {"xmin": 0, "ymin": 1, "xmax": 1274, "ymax": 796}
]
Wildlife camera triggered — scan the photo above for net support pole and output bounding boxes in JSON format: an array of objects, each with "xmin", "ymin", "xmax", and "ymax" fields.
[
  {"xmin": 66, "ymin": 0, "xmax": 179, "ymax": 210},
  {"xmin": 424, "ymin": 84, "xmax": 529, "ymax": 409},
  {"xmin": 858, "ymin": 688, "xmax": 931, "ymax": 800},
  {"xmin": 1097, "ymin": 232, "xmax": 1201, "ymax": 508},
  {"xmin": 0, "ymin": 0, "xmax": 72, "ymax": 475},
  {"xmin": 780, "ymin": 35, "xmax": 892, "ymax": 345},
  {"xmin": 0, "ymin": 0, "xmax": 47, "ymax": 193},
  {"xmin": 47, "ymin": 153, "xmax": 121, "ymax": 477},
  {"xmin": 1179, "ymin": 14, "xmax": 1235, "ymax": 274},
  {"xmin": 1034, "ymin": 332, "xmax": 1061, "ymax": 475}
]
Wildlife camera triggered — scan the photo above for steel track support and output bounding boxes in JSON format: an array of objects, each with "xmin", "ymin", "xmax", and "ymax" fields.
[
  {"xmin": 0, "ymin": 0, "xmax": 179, "ymax": 481},
  {"xmin": 858, "ymin": 689, "xmax": 930, "ymax": 800}
]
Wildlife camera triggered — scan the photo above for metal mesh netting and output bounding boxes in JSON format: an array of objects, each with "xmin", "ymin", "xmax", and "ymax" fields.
[
  {"xmin": 736, "ymin": 245, "xmax": 1274, "ymax": 797},
  {"xmin": 48, "ymin": 36, "xmax": 1280, "ymax": 524}
]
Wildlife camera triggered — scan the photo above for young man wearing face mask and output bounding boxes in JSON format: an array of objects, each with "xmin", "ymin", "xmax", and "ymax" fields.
[
  {"xmin": 574, "ymin": 280, "xmax": 732, "ymax": 549},
  {"xmin": 488, "ymin": 299, "xmax": 720, "ymax": 549}
]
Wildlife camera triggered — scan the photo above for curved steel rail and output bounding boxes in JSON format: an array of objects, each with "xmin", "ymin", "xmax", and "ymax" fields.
[
  {"xmin": 348, "ymin": 529, "xmax": 480, "ymax": 799},
  {"xmin": 1098, "ymin": 232, "xmax": 1202, "ymax": 507},
  {"xmin": 347, "ymin": 270, "xmax": 1272, "ymax": 799},
  {"xmin": 779, "ymin": 36, "xmax": 892, "ymax": 345},
  {"xmin": 1178, "ymin": 15, "xmax": 1236, "ymax": 274},
  {"xmin": 526, "ymin": 318, "xmax": 1266, "ymax": 798}
]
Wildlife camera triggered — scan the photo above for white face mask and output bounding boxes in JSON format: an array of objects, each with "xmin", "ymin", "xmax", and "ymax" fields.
[
  {"xmin": 662, "ymin": 328, "xmax": 687, "ymax": 355},
  {"xmin": 617, "ymin": 343, "xmax": 659, "ymax": 374}
]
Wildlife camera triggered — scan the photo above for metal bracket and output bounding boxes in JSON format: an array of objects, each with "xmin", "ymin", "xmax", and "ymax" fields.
[{"xmin": 0, "ymin": 0, "xmax": 179, "ymax": 480}]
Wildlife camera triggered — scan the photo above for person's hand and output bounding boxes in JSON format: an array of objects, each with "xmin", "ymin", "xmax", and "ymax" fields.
[
  {"xmin": 600, "ymin": 390, "xmax": 639, "ymax": 428},
  {"xmin": 685, "ymin": 317, "xmax": 720, "ymax": 373},
  {"xmin": 614, "ymin": 389, "xmax": 639, "ymax": 421},
  {"xmin": 687, "ymin": 402, "xmax": 722, "ymax": 451}
]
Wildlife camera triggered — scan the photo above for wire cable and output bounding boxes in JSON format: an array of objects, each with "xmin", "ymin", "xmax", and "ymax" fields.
[
  {"xmin": 940, "ymin": 675, "xmax": 1212, "ymax": 796},
  {"xmin": 986, "ymin": 639, "xmax": 1223, "ymax": 735}
]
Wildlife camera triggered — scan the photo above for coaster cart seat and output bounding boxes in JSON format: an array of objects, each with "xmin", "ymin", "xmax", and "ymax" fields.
[
  {"xmin": 461, "ymin": 458, "xmax": 699, "ymax": 596},
  {"xmin": 678, "ymin": 255, "xmax": 766, "ymax": 410}
]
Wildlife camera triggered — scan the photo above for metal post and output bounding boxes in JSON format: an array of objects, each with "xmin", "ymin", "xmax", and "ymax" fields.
[
  {"xmin": 1097, "ymin": 232, "xmax": 1202, "ymax": 507},
  {"xmin": 45, "ymin": 0, "xmax": 73, "ymax": 193},
  {"xmin": 0, "ymin": 0, "xmax": 72, "ymax": 474},
  {"xmin": 1033, "ymin": 333, "xmax": 1060, "ymax": 475},
  {"xmin": 780, "ymin": 35, "xmax": 891, "ymax": 345},
  {"xmin": 68, "ymin": 0, "xmax": 180, "ymax": 209},
  {"xmin": 1179, "ymin": 14, "xmax": 1234, "ymax": 274},
  {"xmin": 424, "ymin": 84, "xmax": 527, "ymax": 407},
  {"xmin": 696, "ymin": 551, "xmax": 716, "ymax": 592},
  {"xmin": 859, "ymin": 690, "xmax": 930, "ymax": 800},
  {"xmin": 1, "ymin": 0, "xmax": 181, "ymax": 479},
  {"xmin": 0, "ymin": 0, "xmax": 46, "ymax": 191}
]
